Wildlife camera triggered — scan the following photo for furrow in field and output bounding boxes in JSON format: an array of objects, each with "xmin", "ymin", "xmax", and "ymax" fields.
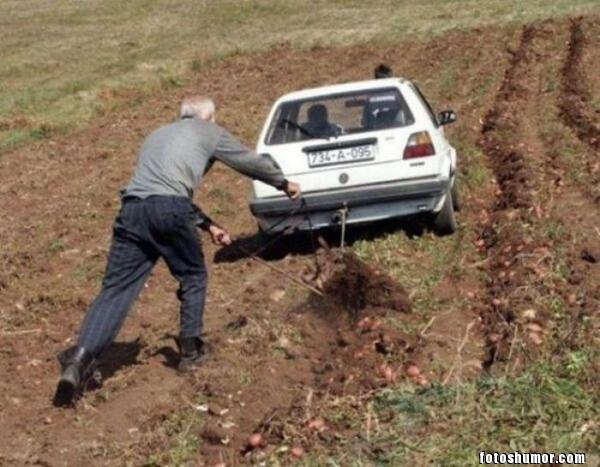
[
  {"xmin": 534, "ymin": 22, "xmax": 600, "ymax": 357},
  {"xmin": 559, "ymin": 17, "xmax": 600, "ymax": 152},
  {"xmin": 558, "ymin": 16, "xmax": 600, "ymax": 202},
  {"xmin": 478, "ymin": 24, "xmax": 551, "ymax": 368},
  {"xmin": 479, "ymin": 20, "xmax": 600, "ymax": 371}
]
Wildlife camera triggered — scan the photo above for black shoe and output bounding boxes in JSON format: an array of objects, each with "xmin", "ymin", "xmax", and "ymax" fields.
[
  {"xmin": 53, "ymin": 346, "xmax": 96, "ymax": 407},
  {"xmin": 176, "ymin": 336, "xmax": 206, "ymax": 373}
]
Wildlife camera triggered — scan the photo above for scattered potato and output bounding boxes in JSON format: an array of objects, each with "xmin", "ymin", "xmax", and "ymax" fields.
[
  {"xmin": 406, "ymin": 364, "xmax": 421, "ymax": 378},
  {"xmin": 247, "ymin": 433, "xmax": 266, "ymax": 449},
  {"xmin": 307, "ymin": 418, "xmax": 326, "ymax": 432},
  {"xmin": 525, "ymin": 323, "xmax": 543, "ymax": 333},
  {"xmin": 378, "ymin": 363, "xmax": 396, "ymax": 383},
  {"xmin": 522, "ymin": 309, "xmax": 537, "ymax": 320},
  {"xmin": 528, "ymin": 332, "xmax": 543, "ymax": 345}
]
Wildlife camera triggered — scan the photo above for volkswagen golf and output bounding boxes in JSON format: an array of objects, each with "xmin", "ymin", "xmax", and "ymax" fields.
[{"xmin": 249, "ymin": 77, "xmax": 459, "ymax": 235}]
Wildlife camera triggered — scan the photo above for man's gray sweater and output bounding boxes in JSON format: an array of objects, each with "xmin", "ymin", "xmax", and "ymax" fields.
[{"xmin": 122, "ymin": 117, "xmax": 285, "ymax": 199}]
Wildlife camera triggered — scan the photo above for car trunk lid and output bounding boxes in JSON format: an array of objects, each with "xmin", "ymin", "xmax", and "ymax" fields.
[{"xmin": 254, "ymin": 127, "xmax": 440, "ymax": 197}]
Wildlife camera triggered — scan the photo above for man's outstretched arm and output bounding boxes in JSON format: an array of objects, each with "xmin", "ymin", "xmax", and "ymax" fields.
[{"xmin": 213, "ymin": 129, "xmax": 300, "ymax": 198}]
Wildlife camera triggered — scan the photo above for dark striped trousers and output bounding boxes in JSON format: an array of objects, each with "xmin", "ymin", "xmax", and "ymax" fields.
[{"xmin": 77, "ymin": 195, "xmax": 207, "ymax": 356}]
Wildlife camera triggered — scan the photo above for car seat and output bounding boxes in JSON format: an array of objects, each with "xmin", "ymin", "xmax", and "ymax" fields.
[
  {"xmin": 362, "ymin": 99, "xmax": 406, "ymax": 130},
  {"xmin": 303, "ymin": 104, "xmax": 339, "ymax": 138}
]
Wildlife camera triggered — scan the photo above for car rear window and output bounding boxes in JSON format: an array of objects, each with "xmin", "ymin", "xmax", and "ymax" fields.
[{"xmin": 265, "ymin": 87, "xmax": 414, "ymax": 145}]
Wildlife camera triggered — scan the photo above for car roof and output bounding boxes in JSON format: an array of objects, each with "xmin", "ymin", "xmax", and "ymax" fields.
[{"xmin": 275, "ymin": 78, "xmax": 411, "ymax": 103}]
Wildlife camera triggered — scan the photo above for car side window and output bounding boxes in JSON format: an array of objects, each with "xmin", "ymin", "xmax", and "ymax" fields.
[{"xmin": 410, "ymin": 83, "xmax": 439, "ymax": 128}]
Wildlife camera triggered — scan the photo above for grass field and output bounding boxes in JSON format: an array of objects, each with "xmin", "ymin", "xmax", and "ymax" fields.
[{"xmin": 1, "ymin": 0, "xmax": 597, "ymax": 152}]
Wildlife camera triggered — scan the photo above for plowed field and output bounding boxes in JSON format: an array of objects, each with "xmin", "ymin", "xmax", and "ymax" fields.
[{"xmin": 0, "ymin": 15, "xmax": 598, "ymax": 466}]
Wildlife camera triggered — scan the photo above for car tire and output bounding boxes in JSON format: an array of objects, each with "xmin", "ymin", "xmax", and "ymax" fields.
[
  {"xmin": 451, "ymin": 175, "xmax": 461, "ymax": 212},
  {"xmin": 432, "ymin": 189, "xmax": 457, "ymax": 236}
]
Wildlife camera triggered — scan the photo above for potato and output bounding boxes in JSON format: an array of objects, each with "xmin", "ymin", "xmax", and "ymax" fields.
[
  {"xmin": 290, "ymin": 446, "xmax": 305, "ymax": 458},
  {"xmin": 406, "ymin": 364, "xmax": 421, "ymax": 378},
  {"xmin": 247, "ymin": 433, "xmax": 266, "ymax": 449},
  {"xmin": 526, "ymin": 322, "xmax": 543, "ymax": 333},
  {"xmin": 416, "ymin": 375, "xmax": 429, "ymax": 387},
  {"xmin": 528, "ymin": 332, "xmax": 543, "ymax": 345},
  {"xmin": 378, "ymin": 363, "xmax": 396, "ymax": 383},
  {"xmin": 307, "ymin": 418, "xmax": 326, "ymax": 432}
]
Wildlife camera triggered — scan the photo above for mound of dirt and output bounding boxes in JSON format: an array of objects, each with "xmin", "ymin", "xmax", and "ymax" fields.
[
  {"xmin": 290, "ymin": 250, "xmax": 417, "ymax": 397},
  {"xmin": 305, "ymin": 250, "xmax": 412, "ymax": 315}
]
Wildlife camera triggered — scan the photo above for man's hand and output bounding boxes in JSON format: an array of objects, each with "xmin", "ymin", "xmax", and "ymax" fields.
[
  {"xmin": 283, "ymin": 180, "xmax": 301, "ymax": 200},
  {"xmin": 208, "ymin": 224, "xmax": 232, "ymax": 246}
]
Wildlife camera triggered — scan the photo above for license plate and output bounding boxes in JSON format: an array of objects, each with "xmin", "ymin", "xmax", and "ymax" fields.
[{"xmin": 307, "ymin": 144, "xmax": 375, "ymax": 168}]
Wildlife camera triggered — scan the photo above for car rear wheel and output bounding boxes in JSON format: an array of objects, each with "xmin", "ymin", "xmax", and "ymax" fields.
[
  {"xmin": 432, "ymin": 189, "xmax": 457, "ymax": 236},
  {"xmin": 451, "ymin": 176, "xmax": 461, "ymax": 212}
]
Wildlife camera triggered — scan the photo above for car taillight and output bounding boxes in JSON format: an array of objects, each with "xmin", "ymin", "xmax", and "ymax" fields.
[{"xmin": 403, "ymin": 131, "xmax": 435, "ymax": 159}]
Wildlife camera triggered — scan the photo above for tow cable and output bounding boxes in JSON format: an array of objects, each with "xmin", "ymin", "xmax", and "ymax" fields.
[
  {"xmin": 203, "ymin": 197, "xmax": 350, "ymax": 297},
  {"xmin": 230, "ymin": 242, "xmax": 323, "ymax": 296},
  {"xmin": 200, "ymin": 197, "xmax": 325, "ymax": 296},
  {"xmin": 246, "ymin": 201, "xmax": 348, "ymax": 293}
]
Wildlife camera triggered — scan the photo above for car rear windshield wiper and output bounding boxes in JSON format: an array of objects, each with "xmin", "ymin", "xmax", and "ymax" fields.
[{"xmin": 277, "ymin": 118, "xmax": 321, "ymax": 140}]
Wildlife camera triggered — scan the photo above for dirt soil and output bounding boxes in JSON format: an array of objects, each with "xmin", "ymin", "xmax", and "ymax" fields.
[
  {"xmin": 479, "ymin": 20, "xmax": 599, "ymax": 369},
  {"xmin": 317, "ymin": 250, "xmax": 412, "ymax": 314},
  {"xmin": 560, "ymin": 17, "xmax": 600, "ymax": 153},
  {"xmin": 0, "ymin": 16, "xmax": 598, "ymax": 466}
]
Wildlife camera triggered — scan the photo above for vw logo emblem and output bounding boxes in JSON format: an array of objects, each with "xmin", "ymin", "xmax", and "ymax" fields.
[{"xmin": 339, "ymin": 173, "xmax": 349, "ymax": 184}]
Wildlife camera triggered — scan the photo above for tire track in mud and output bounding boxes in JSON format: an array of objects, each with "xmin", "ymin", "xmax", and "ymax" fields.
[
  {"xmin": 480, "ymin": 25, "xmax": 537, "ymax": 212},
  {"xmin": 559, "ymin": 16, "xmax": 600, "ymax": 203},
  {"xmin": 479, "ymin": 24, "xmax": 550, "ymax": 367},
  {"xmin": 559, "ymin": 17, "xmax": 600, "ymax": 152},
  {"xmin": 537, "ymin": 21, "xmax": 600, "ymax": 353},
  {"xmin": 479, "ymin": 21, "xmax": 600, "ymax": 369}
]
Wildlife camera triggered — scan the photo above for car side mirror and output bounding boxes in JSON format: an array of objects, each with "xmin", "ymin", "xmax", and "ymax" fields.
[{"xmin": 437, "ymin": 110, "xmax": 457, "ymax": 126}]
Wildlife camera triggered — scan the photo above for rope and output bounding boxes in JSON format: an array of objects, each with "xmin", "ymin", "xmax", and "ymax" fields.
[{"xmin": 231, "ymin": 242, "xmax": 324, "ymax": 296}]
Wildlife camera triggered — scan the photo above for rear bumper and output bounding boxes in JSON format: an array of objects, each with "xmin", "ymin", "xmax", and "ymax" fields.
[{"xmin": 250, "ymin": 176, "xmax": 449, "ymax": 232}]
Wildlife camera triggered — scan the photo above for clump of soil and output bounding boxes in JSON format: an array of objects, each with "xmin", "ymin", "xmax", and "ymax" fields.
[
  {"xmin": 295, "ymin": 249, "xmax": 416, "ymax": 396},
  {"xmin": 305, "ymin": 250, "xmax": 411, "ymax": 315}
]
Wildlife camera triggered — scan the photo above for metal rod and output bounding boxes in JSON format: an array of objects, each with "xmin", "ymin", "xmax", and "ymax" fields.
[{"xmin": 339, "ymin": 203, "xmax": 348, "ymax": 250}]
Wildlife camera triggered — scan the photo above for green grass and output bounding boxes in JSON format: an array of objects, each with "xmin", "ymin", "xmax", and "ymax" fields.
[
  {"xmin": 145, "ymin": 411, "xmax": 203, "ymax": 466},
  {"xmin": 282, "ymin": 343, "xmax": 598, "ymax": 466},
  {"xmin": 1, "ymin": 0, "xmax": 598, "ymax": 152},
  {"xmin": 371, "ymin": 364, "xmax": 597, "ymax": 465},
  {"xmin": 354, "ymin": 227, "xmax": 477, "ymax": 317}
]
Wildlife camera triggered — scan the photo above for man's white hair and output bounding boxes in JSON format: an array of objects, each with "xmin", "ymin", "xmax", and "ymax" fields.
[{"xmin": 180, "ymin": 96, "xmax": 215, "ymax": 120}]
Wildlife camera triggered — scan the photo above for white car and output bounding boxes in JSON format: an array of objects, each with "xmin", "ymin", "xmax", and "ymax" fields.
[{"xmin": 249, "ymin": 77, "xmax": 459, "ymax": 235}]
